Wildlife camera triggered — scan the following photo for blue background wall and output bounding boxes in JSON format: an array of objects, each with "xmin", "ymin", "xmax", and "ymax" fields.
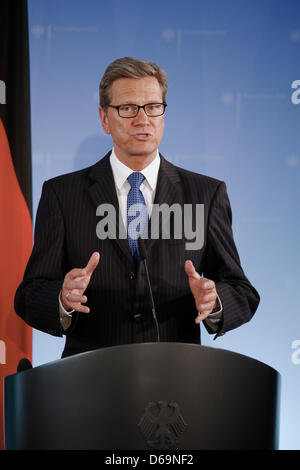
[{"xmin": 28, "ymin": 0, "xmax": 300, "ymax": 449}]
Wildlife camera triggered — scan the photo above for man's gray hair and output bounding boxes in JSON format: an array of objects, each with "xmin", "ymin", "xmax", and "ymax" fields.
[{"xmin": 99, "ymin": 57, "xmax": 168, "ymax": 108}]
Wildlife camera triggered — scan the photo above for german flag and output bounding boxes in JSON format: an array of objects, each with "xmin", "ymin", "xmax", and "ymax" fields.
[{"xmin": 0, "ymin": 0, "xmax": 33, "ymax": 449}]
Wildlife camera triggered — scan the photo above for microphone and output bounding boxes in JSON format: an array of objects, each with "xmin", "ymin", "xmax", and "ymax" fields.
[
  {"xmin": 17, "ymin": 358, "xmax": 32, "ymax": 372},
  {"xmin": 138, "ymin": 236, "xmax": 160, "ymax": 342}
]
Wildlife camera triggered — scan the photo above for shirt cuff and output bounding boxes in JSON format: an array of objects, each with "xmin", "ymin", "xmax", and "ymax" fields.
[
  {"xmin": 59, "ymin": 290, "xmax": 74, "ymax": 331},
  {"xmin": 210, "ymin": 294, "xmax": 223, "ymax": 316},
  {"xmin": 203, "ymin": 294, "xmax": 223, "ymax": 333}
]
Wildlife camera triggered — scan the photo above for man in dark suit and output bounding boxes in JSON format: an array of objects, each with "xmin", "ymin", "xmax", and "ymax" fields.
[{"xmin": 14, "ymin": 57, "xmax": 259, "ymax": 358}]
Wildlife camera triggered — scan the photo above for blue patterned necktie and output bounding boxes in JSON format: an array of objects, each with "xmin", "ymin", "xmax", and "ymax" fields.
[{"xmin": 127, "ymin": 172, "xmax": 148, "ymax": 263}]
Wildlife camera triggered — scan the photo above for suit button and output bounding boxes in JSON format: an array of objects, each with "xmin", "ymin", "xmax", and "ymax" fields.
[{"xmin": 129, "ymin": 271, "xmax": 135, "ymax": 280}]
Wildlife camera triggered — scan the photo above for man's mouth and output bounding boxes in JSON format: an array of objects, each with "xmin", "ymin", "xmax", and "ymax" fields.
[{"xmin": 133, "ymin": 133, "xmax": 152, "ymax": 141}]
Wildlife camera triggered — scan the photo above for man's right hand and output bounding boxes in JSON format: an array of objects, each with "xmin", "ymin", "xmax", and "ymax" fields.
[{"xmin": 60, "ymin": 251, "xmax": 100, "ymax": 313}]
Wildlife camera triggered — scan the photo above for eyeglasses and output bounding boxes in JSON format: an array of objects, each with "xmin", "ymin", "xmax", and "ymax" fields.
[{"xmin": 106, "ymin": 102, "xmax": 167, "ymax": 118}]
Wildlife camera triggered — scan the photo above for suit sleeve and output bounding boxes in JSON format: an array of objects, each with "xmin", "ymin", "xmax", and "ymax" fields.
[
  {"xmin": 14, "ymin": 180, "xmax": 67, "ymax": 337},
  {"xmin": 202, "ymin": 181, "xmax": 260, "ymax": 337}
]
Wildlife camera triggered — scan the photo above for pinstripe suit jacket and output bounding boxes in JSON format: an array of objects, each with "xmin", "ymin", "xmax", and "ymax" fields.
[{"xmin": 15, "ymin": 152, "xmax": 259, "ymax": 357}]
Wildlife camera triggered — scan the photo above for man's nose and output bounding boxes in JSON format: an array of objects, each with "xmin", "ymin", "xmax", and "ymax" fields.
[{"xmin": 134, "ymin": 107, "xmax": 149, "ymax": 124}]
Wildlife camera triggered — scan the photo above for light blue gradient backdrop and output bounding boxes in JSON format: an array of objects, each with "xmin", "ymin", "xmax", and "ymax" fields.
[{"xmin": 28, "ymin": 0, "xmax": 300, "ymax": 449}]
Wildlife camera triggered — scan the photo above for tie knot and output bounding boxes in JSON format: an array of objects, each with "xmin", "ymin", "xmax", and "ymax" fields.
[{"xmin": 128, "ymin": 172, "xmax": 145, "ymax": 189}]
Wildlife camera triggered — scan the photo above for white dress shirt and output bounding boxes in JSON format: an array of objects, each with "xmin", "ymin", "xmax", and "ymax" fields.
[{"xmin": 59, "ymin": 148, "xmax": 222, "ymax": 332}]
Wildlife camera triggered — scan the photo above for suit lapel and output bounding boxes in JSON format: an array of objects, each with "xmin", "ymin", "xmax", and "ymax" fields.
[
  {"xmin": 145, "ymin": 155, "xmax": 182, "ymax": 253},
  {"xmin": 87, "ymin": 151, "xmax": 133, "ymax": 262}
]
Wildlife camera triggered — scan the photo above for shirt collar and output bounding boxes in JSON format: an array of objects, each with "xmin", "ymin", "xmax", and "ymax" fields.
[{"xmin": 110, "ymin": 147, "xmax": 160, "ymax": 191}]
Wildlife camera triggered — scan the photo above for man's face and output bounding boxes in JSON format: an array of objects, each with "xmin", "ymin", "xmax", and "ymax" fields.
[{"xmin": 99, "ymin": 76, "xmax": 165, "ymax": 167}]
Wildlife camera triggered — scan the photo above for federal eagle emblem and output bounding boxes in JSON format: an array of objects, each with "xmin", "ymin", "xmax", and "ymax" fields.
[{"xmin": 138, "ymin": 401, "xmax": 187, "ymax": 449}]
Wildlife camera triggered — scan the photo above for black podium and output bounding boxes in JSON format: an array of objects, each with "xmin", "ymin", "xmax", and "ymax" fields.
[{"xmin": 4, "ymin": 343, "xmax": 280, "ymax": 450}]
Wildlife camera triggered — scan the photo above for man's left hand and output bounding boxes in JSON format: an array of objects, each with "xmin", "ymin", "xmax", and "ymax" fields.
[{"xmin": 185, "ymin": 260, "xmax": 218, "ymax": 324}]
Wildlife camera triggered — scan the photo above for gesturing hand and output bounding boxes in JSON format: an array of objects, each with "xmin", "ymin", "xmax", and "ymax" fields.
[
  {"xmin": 60, "ymin": 252, "xmax": 100, "ymax": 313},
  {"xmin": 184, "ymin": 260, "xmax": 218, "ymax": 324}
]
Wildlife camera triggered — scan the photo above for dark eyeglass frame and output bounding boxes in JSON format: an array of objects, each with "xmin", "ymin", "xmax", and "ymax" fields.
[{"xmin": 106, "ymin": 102, "xmax": 167, "ymax": 118}]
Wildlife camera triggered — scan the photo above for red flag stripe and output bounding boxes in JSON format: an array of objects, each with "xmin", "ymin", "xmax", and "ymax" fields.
[{"xmin": 0, "ymin": 118, "xmax": 32, "ymax": 449}]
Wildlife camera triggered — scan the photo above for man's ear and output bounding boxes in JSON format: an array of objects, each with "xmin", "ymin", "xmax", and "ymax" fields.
[{"xmin": 99, "ymin": 106, "xmax": 111, "ymax": 134}]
